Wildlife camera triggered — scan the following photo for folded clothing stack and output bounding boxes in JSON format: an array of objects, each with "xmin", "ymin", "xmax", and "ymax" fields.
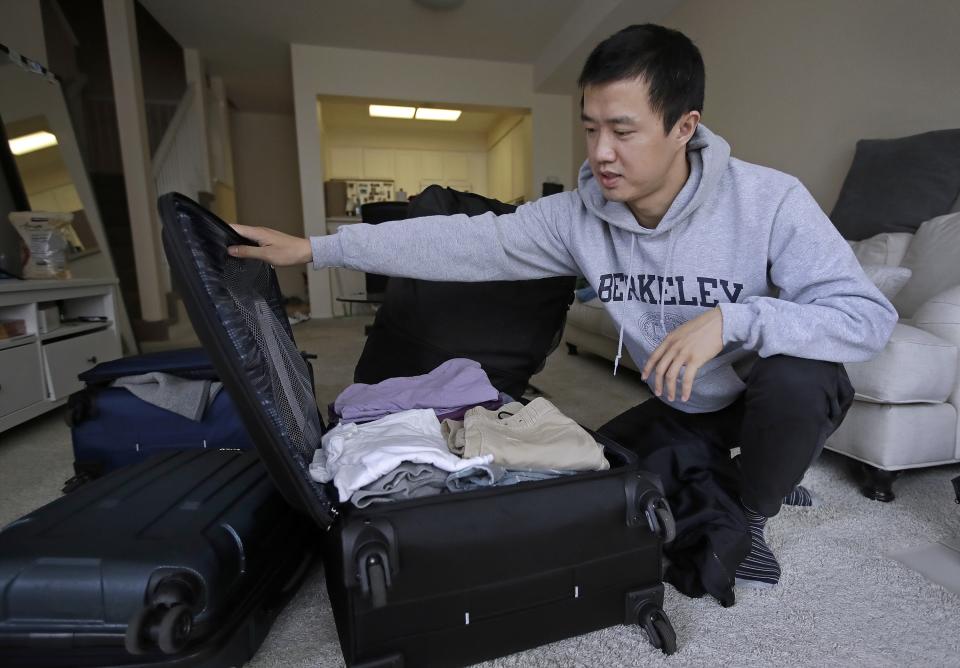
[
  {"xmin": 314, "ymin": 359, "xmax": 610, "ymax": 508},
  {"xmin": 309, "ymin": 409, "xmax": 493, "ymax": 503}
]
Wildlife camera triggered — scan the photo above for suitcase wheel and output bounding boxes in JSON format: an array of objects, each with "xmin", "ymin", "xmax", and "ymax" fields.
[
  {"xmin": 124, "ymin": 607, "xmax": 152, "ymax": 655},
  {"xmin": 366, "ymin": 556, "xmax": 388, "ymax": 609},
  {"xmin": 651, "ymin": 502, "xmax": 676, "ymax": 544},
  {"xmin": 157, "ymin": 604, "xmax": 193, "ymax": 655},
  {"xmin": 636, "ymin": 603, "xmax": 677, "ymax": 655},
  {"xmin": 125, "ymin": 603, "xmax": 193, "ymax": 656}
]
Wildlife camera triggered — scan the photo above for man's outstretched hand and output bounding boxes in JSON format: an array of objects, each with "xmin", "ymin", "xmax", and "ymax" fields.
[
  {"xmin": 642, "ymin": 307, "xmax": 724, "ymax": 402},
  {"xmin": 227, "ymin": 224, "xmax": 312, "ymax": 267}
]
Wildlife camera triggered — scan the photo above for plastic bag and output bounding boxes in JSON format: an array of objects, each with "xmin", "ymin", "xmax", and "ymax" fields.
[{"xmin": 9, "ymin": 212, "xmax": 74, "ymax": 280}]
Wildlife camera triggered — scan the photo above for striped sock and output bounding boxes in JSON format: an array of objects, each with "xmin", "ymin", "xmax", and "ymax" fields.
[
  {"xmin": 734, "ymin": 506, "xmax": 781, "ymax": 589},
  {"xmin": 783, "ymin": 484, "xmax": 815, "ymax": 507}
]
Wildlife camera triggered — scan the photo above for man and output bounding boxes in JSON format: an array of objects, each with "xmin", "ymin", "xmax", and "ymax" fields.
[{"xmin": 228, "ymin": 24, "xmax": 895, "ymax": 600}]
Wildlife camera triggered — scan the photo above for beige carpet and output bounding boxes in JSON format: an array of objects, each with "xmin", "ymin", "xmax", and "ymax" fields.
[{"xmin": 2, "ymin": 316, "xmax": 959, "ymax": 666}]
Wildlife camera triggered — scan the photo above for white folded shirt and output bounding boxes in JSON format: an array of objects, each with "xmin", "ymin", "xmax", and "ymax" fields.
[{"xmin": 310, "ymin": 408, "xmax": 493, "ymax": 502}]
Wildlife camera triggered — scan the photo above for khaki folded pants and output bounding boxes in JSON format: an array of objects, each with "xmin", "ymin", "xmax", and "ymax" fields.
[{"xmin": 442, "ymin": 397, "xmax": 609, "ymax": 471}]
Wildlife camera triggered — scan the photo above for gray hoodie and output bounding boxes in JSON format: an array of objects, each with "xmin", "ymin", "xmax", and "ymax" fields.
[{"xmin": 311, "ymin": 124, "xmax": 897, "ymax": 413}]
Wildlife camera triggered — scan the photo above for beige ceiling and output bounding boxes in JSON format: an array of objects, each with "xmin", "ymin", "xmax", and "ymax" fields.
[
  {"xmin": 140, "ymin": 0, "xmax": 582, "ymax": 113},
  {"xmin": 320, "ymin": 97, "xmax": 525, "ymax": 135},
  {"xmin": 140, "ymin": 0, "xmax": 682, "ymax": 113}
]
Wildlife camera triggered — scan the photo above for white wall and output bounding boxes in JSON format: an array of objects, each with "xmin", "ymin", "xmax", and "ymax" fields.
[
  {"xmin": 531, "ymin": 92, "xmax": 573, "ymax": 199},
  {"xmin": 323, "ymin": 127, "xmax": 489, "ymax": 199},
  {"xmin": 230, "ymin": 110, "xmax": 306, "ymax": 300},
  {"xmin": 291, "ymin": 44, "xmax": 572, "ymax": 318},
  {"xmin": 486, "ymin": 115, "xmax": 532, "ymax": 204},
  {"xmin": 646, "ymin": 0, "xmax": 960, "ymax": 211},
  {"xmin": 0, "ymin": 0, "xmax": 47, "ymax": 64},
  {"xmin": 571, "ymin": 92, "xmax": 586, "ymax": 187}
]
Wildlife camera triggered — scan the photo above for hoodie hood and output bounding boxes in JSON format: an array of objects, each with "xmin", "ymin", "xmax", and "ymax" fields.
[{"xmin": 577, "ymin": 123, "xmax": 731, "ymax": 236}]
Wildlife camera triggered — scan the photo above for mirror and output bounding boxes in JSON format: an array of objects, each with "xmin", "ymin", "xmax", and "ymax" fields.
[
  {"xmin": 6, "ymin": 114, "xmax": 97, "ymax": 257},
  {"xmin": 0, "ymin": 48, "xmax": 135, "ymax": 352}
]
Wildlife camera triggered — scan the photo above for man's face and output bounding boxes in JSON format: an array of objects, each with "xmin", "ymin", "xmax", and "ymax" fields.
[{"xmin": 581, "ymin": 78, "xmax": 687, "ymax": 208}]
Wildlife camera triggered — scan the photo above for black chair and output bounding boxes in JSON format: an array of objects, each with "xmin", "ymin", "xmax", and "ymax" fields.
[
  {"xmin": 359, "ymin": 201, "xmax": 409, "ymax": 299},
  {"xmin": 354, "ymin": 186, "xmax": 576, "ymax": 399}
]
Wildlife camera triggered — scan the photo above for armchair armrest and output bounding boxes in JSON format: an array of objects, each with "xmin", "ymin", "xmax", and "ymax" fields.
[
  {"xmin": 913, "ymin": 284, "xmax": 960, "ymax": 406},
  {"xmin": 844, "ymin": 322, "xmax": 956, "ymax": 404},
  {"xmin": 914, "ymin": 284, "xmax": 960, "ymax": 341}
]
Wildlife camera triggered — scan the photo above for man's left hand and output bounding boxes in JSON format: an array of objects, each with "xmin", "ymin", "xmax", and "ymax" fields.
[{"xmin": 642, "ymin": 307, "xmax": 724, "ymax": 402}]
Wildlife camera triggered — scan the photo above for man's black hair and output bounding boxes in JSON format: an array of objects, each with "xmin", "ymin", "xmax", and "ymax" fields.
[{"xmin": 578, "ymin": 24, "xmax": 705, "ymax": 135}]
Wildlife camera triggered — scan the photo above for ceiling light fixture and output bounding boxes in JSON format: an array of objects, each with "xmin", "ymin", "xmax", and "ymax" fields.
[
  {"xmin": 414, "ymin": 108, "xmax": 462, "ymax": 121},
  {"xmin": 8, "ymin": 131, "xmax": 58, "ymax": 156},
  {"xmin": 413, "ymin": 0, "xmax": 466, "ymax": 11},
  {"xmin": 369, "ymin": 104, "xmax": 416, "ymax": 119}
]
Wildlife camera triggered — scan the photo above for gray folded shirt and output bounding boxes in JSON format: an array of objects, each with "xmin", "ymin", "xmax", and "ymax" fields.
[
  {"xmin": 350, "ymin": 462, "xmax": 449, "ymax": 508},
  {"xmin": 446, "ymin": 463, "xmax": 574, "ymax": 492},
  {"xmin": 112, "ymin": 372, "xmax": 223, "ymax": 421}
]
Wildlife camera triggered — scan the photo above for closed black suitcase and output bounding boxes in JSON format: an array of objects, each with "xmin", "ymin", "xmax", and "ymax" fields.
[
  {"xmin": 0, "ymin": 449, "xmax": 317, "ymax": 667},
  {"xmin": 159, "ymin": 192, "xmax": 677, "ymax": 667}
]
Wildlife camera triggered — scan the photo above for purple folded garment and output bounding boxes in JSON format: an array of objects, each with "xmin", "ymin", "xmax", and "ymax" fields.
[
  {"xmin": 334, "ymin": 358, "xmax": 500, "ymax": 422},
  {"xmin": 330, "ymin": 395, "xmax": 506, "ymax": 425},
  {"xmin": 434, "ymin": 394, "xmax": 508, "ymax": 421}
]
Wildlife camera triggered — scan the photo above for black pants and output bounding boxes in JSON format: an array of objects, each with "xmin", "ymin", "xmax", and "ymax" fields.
[
  {"xmin": 600, "ymin": 355, "xmax": 855, "ymax": 516},
  {"xmin": 598, "ymin": 355, "xmax": 855, "ymax": 602}
]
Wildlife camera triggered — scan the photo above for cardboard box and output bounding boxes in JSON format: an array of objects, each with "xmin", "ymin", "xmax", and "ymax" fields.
[{"xmin": 0, "ymin": 319, "xmax": 27, "ymax": 339}]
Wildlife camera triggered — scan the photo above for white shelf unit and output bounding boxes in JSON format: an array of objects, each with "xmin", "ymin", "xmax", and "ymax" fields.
[{"xmin": 0, "ymin": 278, "xmax": 122, "ymax": 433}]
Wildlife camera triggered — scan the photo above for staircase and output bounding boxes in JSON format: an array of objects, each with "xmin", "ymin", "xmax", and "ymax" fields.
[{"xmin": 141, "ymin": 74, "xmax": 235, "ymax": 347}]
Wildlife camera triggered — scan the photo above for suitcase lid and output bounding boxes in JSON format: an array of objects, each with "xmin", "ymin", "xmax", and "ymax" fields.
[{"xmin": 158, "ymin": 193, "xmax": 337, "ymax": 528}]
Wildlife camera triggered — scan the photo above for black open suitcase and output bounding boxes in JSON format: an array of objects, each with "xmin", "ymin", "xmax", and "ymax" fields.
[{"xmin": 158, "ymin": 193, "xmax": 678, "ymax": 667}]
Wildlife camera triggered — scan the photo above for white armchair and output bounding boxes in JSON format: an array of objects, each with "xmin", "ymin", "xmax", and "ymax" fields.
[{"xmin": 826, "ymin": 213, "xmax": 960, "ymax": 501}]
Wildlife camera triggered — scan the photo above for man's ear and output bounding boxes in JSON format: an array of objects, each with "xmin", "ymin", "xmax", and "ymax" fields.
[{"xmin": 675, "ymin": 111, "xmax": 701, "ymax": 145}]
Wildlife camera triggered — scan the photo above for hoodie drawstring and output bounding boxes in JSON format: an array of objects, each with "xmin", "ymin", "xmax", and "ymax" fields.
[
  {"xmin": 613, "ymin": 233, "xmax": 637, "ymax": 376},
  {"xmin": 660, "ymin": 229, "xmax": 679, "ymax": 337},
  {"xmin": 612, "ymin": 228, "xmax": 679, "ymax": 378}
]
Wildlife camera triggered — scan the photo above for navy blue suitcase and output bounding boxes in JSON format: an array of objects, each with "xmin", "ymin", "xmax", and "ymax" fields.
[
  {"xmin": 0, "ymin": 449, "xmax": 318, "ymax": 667},
  {"xmin": 64, "ymin": 349, "xmax": 255, "ymax": 491}
]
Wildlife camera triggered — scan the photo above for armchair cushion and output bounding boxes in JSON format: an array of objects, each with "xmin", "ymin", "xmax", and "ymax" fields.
[
  {"xmin": 844, "ymin": 321, "xmax": 957, "ymax": 404},
  {"xmin": 861, "ymin": 264, "xmax": 912, "ymax": 299},
  {"xmin": 847, "ymin": 232, "xmax": 913, "ymax": 267},
  {"xmin": 892, "ymin": 212, "xmax": 960, "ymax": 318}
]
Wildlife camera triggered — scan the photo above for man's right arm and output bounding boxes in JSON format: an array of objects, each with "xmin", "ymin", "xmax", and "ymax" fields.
[{"xmin": 309, "ymin": 194, "xmax": 579, "ymax": 282}]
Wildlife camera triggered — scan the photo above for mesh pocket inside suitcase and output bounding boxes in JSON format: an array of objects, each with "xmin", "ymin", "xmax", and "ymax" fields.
[
  {"xmin": 221, "ymin": 256, "xmax": 322, "ymax": 459},
  {"xmin": 162, "ymin": 194, "xmax": 336, "ymax": 523}
]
